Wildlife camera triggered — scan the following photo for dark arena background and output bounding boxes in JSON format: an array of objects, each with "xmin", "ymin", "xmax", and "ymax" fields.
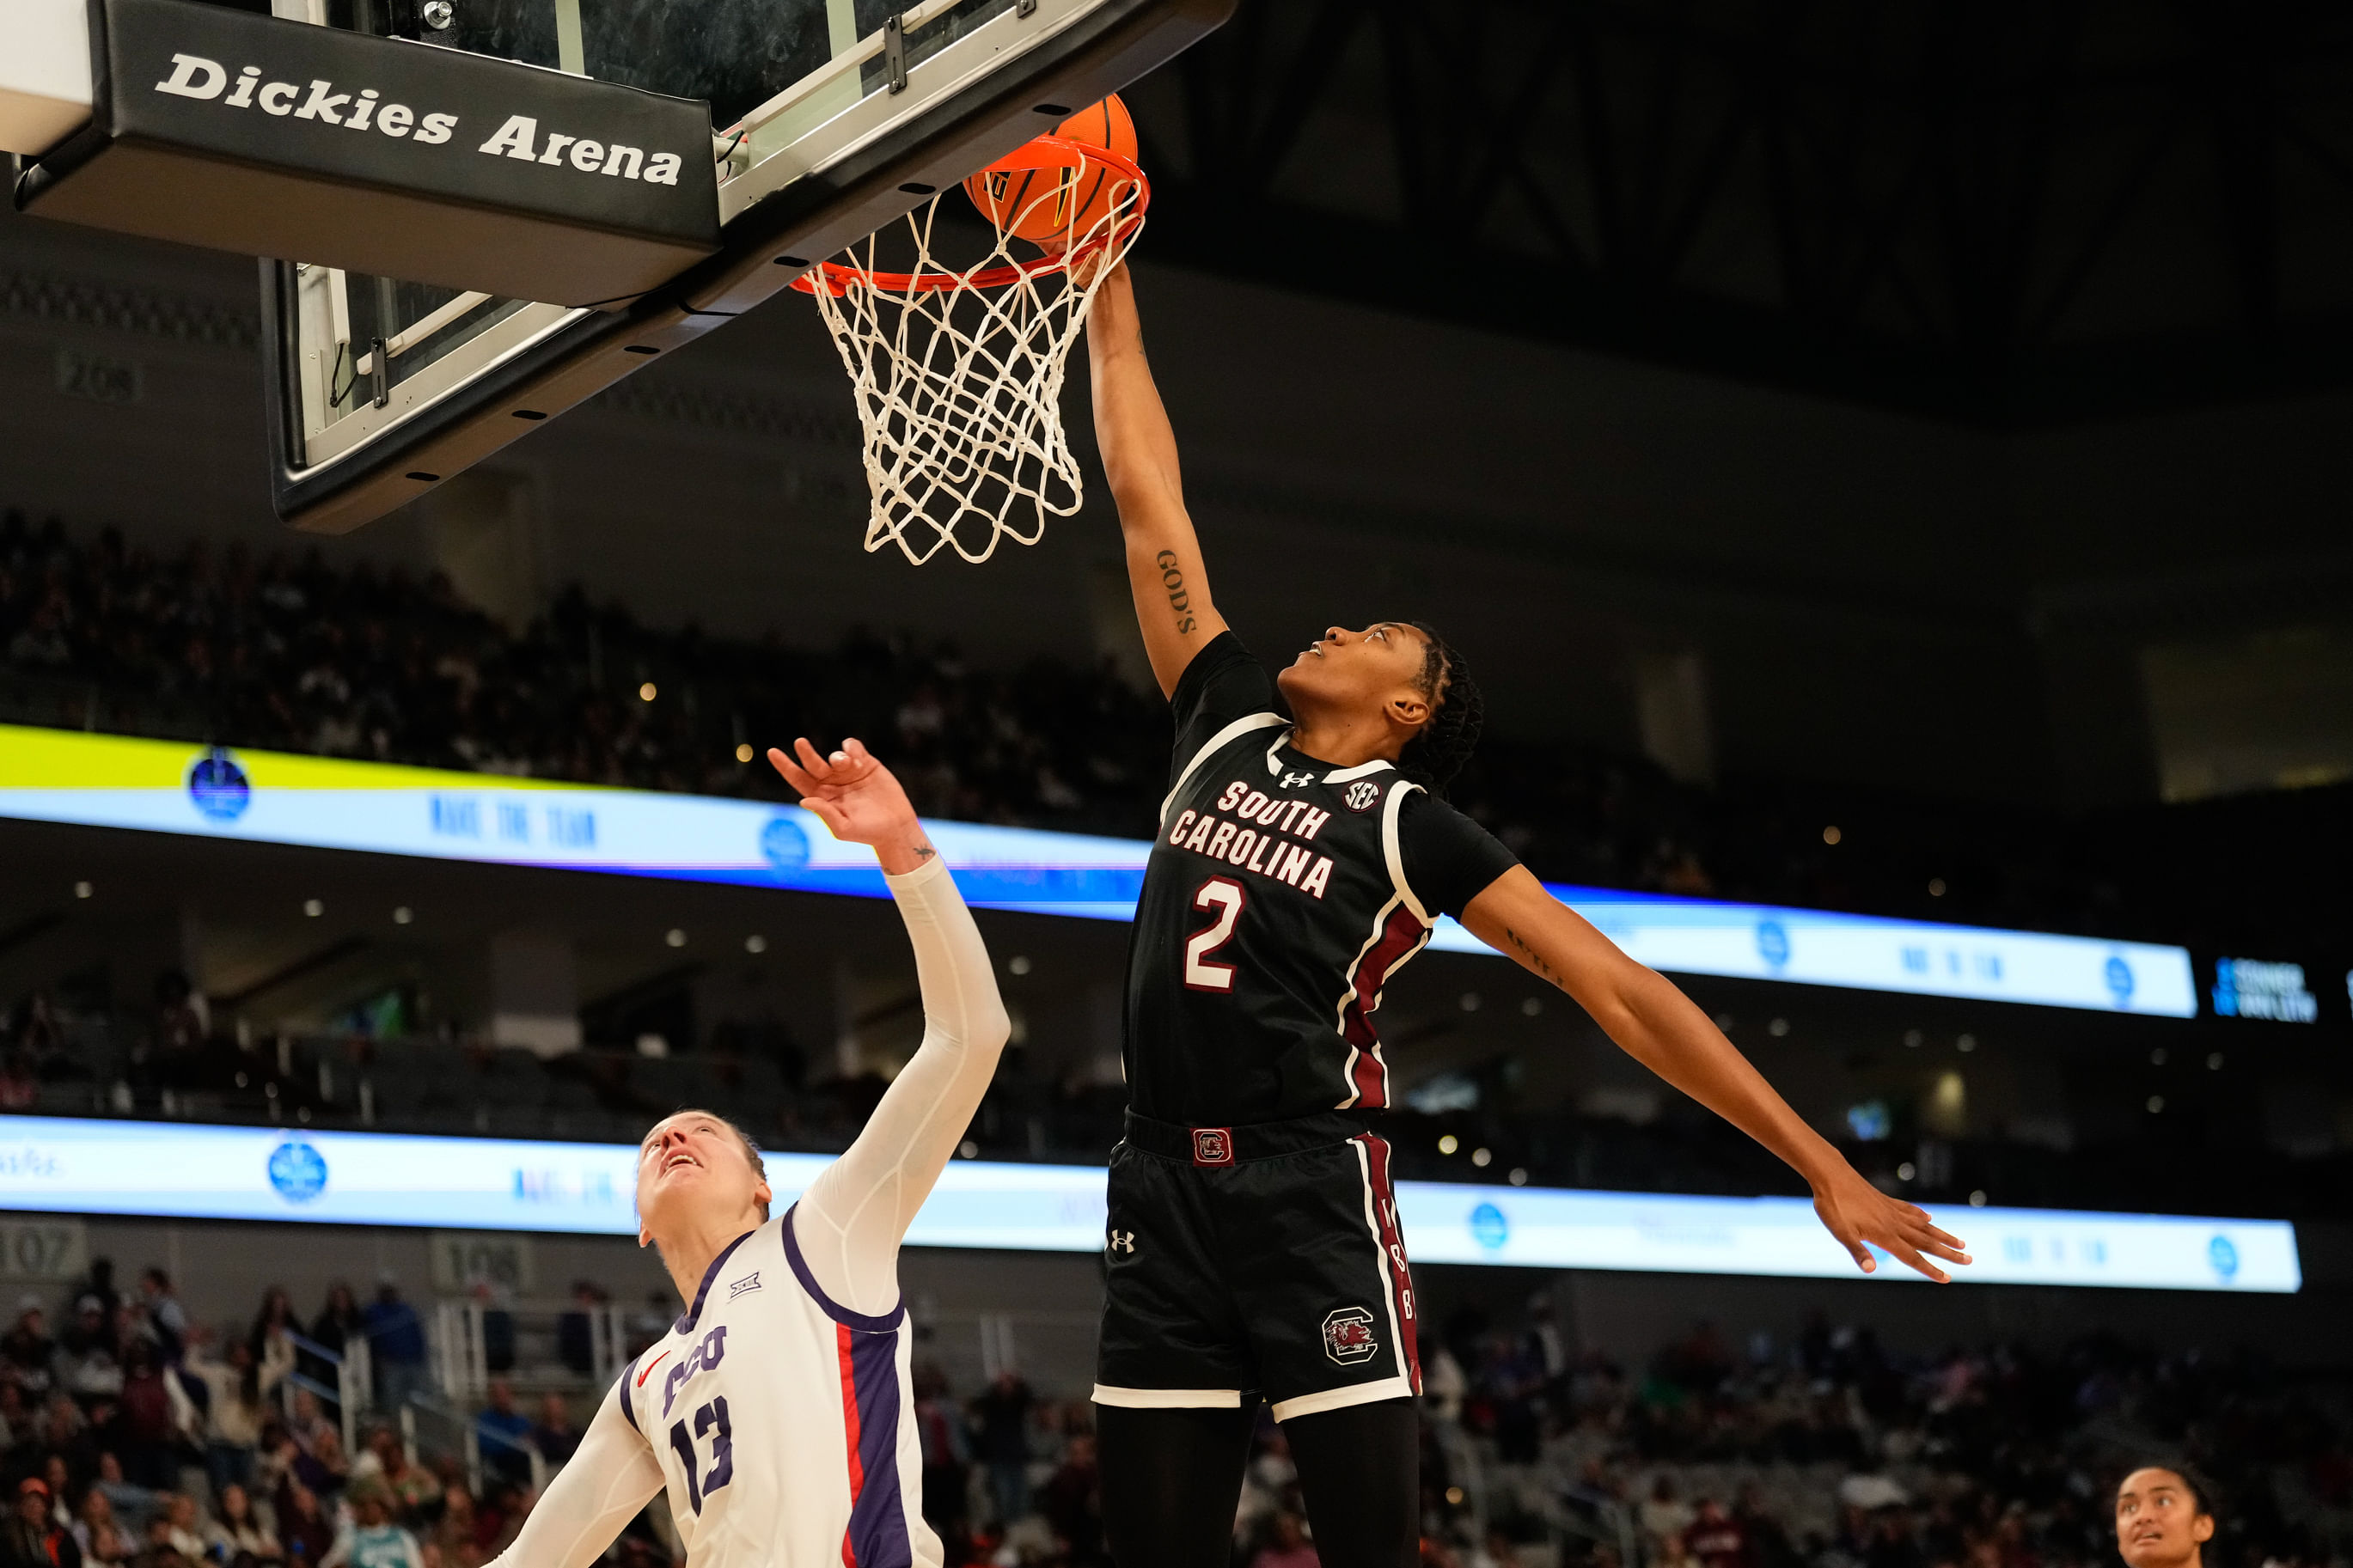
[{"xmin": 3, "ymin": 4, "xmax": 2353, "ymax": 1568}]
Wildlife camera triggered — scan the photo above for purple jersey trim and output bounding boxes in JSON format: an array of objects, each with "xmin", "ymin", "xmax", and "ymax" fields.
[
  {"xmin": 841, "ymin": 1320, "xmax": 912, "ymax": 1568},
  {"xmin": 675, "ymin": 1228, "xmax": 758, "ymax": 1335},
  {"xmin": 616, "ymin": 1353, "xmax": 641, "ymax": 1432},
  {"xmin": 782, "ymin": 1205, "xmax": 907, "ymax": 1331}
]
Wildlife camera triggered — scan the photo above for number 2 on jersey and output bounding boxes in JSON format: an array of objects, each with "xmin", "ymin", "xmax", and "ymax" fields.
[
  {"xmin": 665, "ymin": 1396, "xmax": 734, "ymax": 1514},
  {"xmin": 1184, "ymin": 877, "xmax": 1246, "ymax": 991}
]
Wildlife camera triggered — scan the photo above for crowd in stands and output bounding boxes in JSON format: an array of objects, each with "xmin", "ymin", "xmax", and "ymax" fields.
[
  {"xmin": 1422, "ymin": 1297, "xmax": 2350, "ymax": 1568},
  {"xmin": 1, "ymin": 1247, "xmax": 2344, "ymax": 1568},
  {"xmin": 1, "ymin": 509, "xmax": 2332, "ymax": 952}
]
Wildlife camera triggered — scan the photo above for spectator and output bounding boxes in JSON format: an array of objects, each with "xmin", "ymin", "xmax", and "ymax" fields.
[
  {"xmin": 88, "ymin": 1456, "xmax": 152, "ymax": 1537},
  {"xmin": 321, "ymin": 1483, "xmax": 423, "ymax": 1568},
  {"xmin": 911, "ymin": 1366, "xmax": 968, "ymax": 1545},
  {"xmin": 109, "ymin": 1350, "xmax": 174, "ymax": 1490},
  {"xmin": 359, "ymin": 1285, "xmax": 427, "ymax": 1415},
  {"xmin": 53, "ymin": 1303, "xmax": 119, "ymax": 1404},
  {"xmin": 347, "ymin": 1426, "xmax": 438, "ymax": 1525},
  {"xmin": 969, "ymin": 1370, "xmax": 1034, "ymax": 1528},
  {"xmin": 0, "ymin": 1056, "xmax": 35, "ymax": 1114},
  {"xmin": 427, "ymin": 1481, "xmax": 480, "ymax": 1568},
  {"xmin": 473, "ymin": 1381, "xmax": 533, "ymax": 1489},
  {"xmin": 553, "ymin": 1285, "xmax": 602, "ymax": 1380},
  {"xmin": 1038, "ymin": 1430, "xmax": 1102, "ymax": 1566},
  {"xmin": 248, "ymin": 1290, "xmax": 297, "ymax": 1379},
  {"xmin": 303, "ymin": 1286, "xmax": 364, "ymax": 1399},
  {"xmin": 205, "ymin": 1485, "xmax": 279, "ymax": 1563},
  {"xmin": 1689, "ymin": 1499, "xmax": 1751, "ymax": 1568},
  {"xmin": 1250, "ymin": 1514, "xmax": 1317, "ymax": 1568},
  {"xmin": 156, "ymin": 1496, "xmax": 205, "ymax": 1563},
  {"xmin": 527, "ymin": 1397, "xmax": 577, "ymax": 1469},
  {"xmin": 2, "ymin": 1303, "xmax": 53, "ymax": 1399},
  {"xmin": 274, "ymin": 1484, "xmax": 333, "ymax": 1568},
  {"xmin": 131, "ymin": 1277, "xmax": 183, "ymax": 1367},
  {"xmin": 175, "ymin": 1330, "xmax": 291, "ymax": 1495},
  {"xmin": 69, "ymin": 1490, "xmax": 127, "ymax": 1568},
  {"xmin": 1, "ymin": 1479, "xmax": 79, "ymax": 1568},
  {"xmin": 1643, "ymin": 1477, "xmax": 1696, "ymax": 1557}
]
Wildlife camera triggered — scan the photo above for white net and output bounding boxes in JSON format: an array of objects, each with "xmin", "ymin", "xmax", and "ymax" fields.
[{"xmin": 800, "ymin": 142, "xmax": 1146, "ymax": 565}]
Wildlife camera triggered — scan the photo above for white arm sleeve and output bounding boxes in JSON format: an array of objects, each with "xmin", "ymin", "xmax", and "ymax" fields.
[
  {"xmin": 796, "ymin": 856, "xmax": 1011, "ymax": 1315},
  {"xmin": 481, "ymin": 1388, "xmax": 663, "ymax": 1568}
]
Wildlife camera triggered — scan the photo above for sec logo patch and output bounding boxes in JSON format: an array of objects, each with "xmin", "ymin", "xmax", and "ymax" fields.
[{"xmin": 1342, "ymin": 780, "xmax": 1382, "ymax": 813}]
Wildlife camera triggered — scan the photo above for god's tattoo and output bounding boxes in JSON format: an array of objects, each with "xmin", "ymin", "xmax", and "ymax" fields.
[{"xmin": 1153, "ymin": 549, "xmax": 1197, "ymax": 634}]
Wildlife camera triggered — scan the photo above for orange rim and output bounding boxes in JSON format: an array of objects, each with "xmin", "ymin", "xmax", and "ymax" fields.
[{"xmin": 790, "ymin": 137, "xmax": 1150, "ymax": 296}]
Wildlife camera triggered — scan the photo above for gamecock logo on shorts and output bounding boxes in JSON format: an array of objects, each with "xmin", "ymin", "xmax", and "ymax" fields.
[
  {"xmin": 1191, "ymin": 1127, "xmax": 1235, "ymax": 1167},
  {"xmin": 1342, "ymin": 780, "xmax": 1382, "ymax": 813},
  {"xmin": 1321, "ymin": 1305, "xmax": 1380, "ymax": 1365}
]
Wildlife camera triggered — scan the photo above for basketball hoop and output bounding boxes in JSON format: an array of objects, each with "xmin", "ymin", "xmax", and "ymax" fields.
[{"xmin": 793, "ymin": 137, "xmax": 1148, "ymax": 565}]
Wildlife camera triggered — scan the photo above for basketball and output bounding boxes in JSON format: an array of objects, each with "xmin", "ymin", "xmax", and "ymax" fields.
[{"xmin": 963, "ymin": 95, "xmax": 1139, "ymax": 244}]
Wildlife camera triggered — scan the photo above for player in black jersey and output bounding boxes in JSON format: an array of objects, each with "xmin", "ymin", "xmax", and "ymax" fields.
[{"xmin": 1079, "ymin": 262, "xmax": 1971, "ymax": 1568}]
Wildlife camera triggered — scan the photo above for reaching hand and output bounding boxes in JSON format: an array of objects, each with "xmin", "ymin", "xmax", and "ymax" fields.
[
  {"xmin": 767, "ymin": 738, "xmax": 936, "ymax": 876},
  {"xmin": 1811, "ymin": 1160, "xmax": 1971, "ymax": 1283}
]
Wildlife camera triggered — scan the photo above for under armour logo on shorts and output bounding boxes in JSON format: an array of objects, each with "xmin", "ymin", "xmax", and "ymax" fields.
[
  {"xmin": 1107, "ymin": 1230, "xmax": 1136, "ymax": 1254},
  {"xmin": 1191, "ymin": 1127, "xmax": 1235, "ymax": 1167}
]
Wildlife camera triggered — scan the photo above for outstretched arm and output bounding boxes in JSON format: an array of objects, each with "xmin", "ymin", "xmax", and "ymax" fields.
[
  {"xmin": 768, "ymin": 740, "xmax": 1012, "ymax": 1315},
  {"xmin": 1085, "ymin": 263, "xmax": 1229, "ymax": 697},
  {"xmin": 479, "ymin": 1393, "xmax": 663, "ymax": 1568},
  {"xmin": 1459, "ymin": 867, "xmax": 1973, "ymax": 1283}
]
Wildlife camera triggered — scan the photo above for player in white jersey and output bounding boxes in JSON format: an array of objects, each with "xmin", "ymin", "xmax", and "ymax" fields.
[{"xmin": 483, "ymin": 737, "xmax": 1011, "ymax": 1568}]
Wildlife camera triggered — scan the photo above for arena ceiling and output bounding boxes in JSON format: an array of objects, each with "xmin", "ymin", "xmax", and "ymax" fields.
[{"xmin": 1121, "ymin": 0, "xmax": 2353, "ymax": 424}]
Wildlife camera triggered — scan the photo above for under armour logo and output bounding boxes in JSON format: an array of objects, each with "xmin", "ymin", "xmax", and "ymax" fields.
[
  {"xmin": 1280, "ymin": 771, "xmax": 1317, "ymax": 790},
  {"xmin": 728, "ymin": 1273, "xmax": 761, "ymax": 1300},
  {"xmin": 1107, "ymin": 1230, "xmax": 1136, "ymax": 1254}
]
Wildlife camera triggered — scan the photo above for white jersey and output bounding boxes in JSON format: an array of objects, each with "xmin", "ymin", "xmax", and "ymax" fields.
[
  {"xmin": 483, "ymin": 857, "xmax": 1007, "ymax": 1568},
  {"xmin": 617, "ymin": 1208, "xmax": 930, "ymax": 1568}
]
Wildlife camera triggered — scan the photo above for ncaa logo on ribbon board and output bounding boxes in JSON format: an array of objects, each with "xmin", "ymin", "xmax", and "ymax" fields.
[
  {"xmin": 1470, "ymin": 1202, "xmax": 1509, "ymax": 1251},
  {"xmin": 2208, "ymin": 1235, "xmax": 2239, "ymax": 1281},
  {"xmin": 1755, "ymin": 920, "xmax": 1790, "ymax": 970},
  {"xmin": 267, "ymin": 1141, "xmax": 327, "ymax": 1203},
  {"xmin": 186, "ymin": 747, "xmax": 252, "ymax": 822},
  {"xmin": 1321, "ymin": 1305, "xmax": 1379, "ymax": 1365},
  {"xmin": 760, "ymin": 815, "xmax": 810, "ymax": 872}
]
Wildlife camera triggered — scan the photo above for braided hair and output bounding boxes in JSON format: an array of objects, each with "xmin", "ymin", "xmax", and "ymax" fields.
[{"xmin": 1397, "ymin": 621, "xmax": 1483, "ymax": 796}]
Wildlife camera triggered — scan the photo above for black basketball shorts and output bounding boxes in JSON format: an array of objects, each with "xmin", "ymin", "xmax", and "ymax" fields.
[{"xmin": 1092, "ymin": 1110, "xmax": 1422, "ymax": 1422}]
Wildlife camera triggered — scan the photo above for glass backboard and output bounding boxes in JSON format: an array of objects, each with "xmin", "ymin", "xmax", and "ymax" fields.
[{"xmin": 258, "ymin": 0, "xmax": 1230, "ymax": 534}]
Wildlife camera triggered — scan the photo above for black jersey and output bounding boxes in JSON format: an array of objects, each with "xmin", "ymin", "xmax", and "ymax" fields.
[{"xmin": 1122, "ymin": 634, "xmax": 1522, "ymax": 1125}]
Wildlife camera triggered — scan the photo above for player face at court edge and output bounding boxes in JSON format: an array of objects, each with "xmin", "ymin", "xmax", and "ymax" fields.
[
  {"xmin": 1078, "ymin": 254, "xmax": 1976, "ymax": 1568},
  {"xmin": 485, "ymin": 735, "xmax": 1008, "ymax": 1568},
  {"xmin": 2115, "ymin": 1468, "xmax": 2215, "ymax": 1568}
]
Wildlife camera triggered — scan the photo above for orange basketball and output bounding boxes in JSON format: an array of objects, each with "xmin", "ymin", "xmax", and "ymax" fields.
[{"xmin": 963, "ymin": 95, "xmax": 1139, "ymax": 244}]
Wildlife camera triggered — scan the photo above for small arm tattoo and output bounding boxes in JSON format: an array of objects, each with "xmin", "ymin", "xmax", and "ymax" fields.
[
  {"xmin": 913, "ymin": 840, "xmax": 937, "ymax": 862},
  {"xmin": 1152, "ymin": 549, "xmax": 1198, "ymax": 634},
  {"xmin": 1504, "ymin": 925, "xmax": 1566, "ymax": 989}
]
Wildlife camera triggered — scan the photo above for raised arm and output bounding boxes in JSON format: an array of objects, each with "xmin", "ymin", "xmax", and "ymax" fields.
[
  {"xmin": 1459, "ymin": 867, "xmax": 1973, "ymax": 1283},
  {"xmin": 768, "ymin": 740, "xmax": 1012, "ymax": 1316},
  {"xmin": 1085, "ymin": 263, "xmax": 1229, "ymax": 696},
  {"xmin": 480, "ymin": 1390, "xmax": 663, "ymax": 1568}
]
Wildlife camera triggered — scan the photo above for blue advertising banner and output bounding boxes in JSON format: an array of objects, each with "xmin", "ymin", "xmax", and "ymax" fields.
[
  {"xmin": 0, "ymin": 1116, "xmax": 2296, "ymax": 1292},
  {"xmin": 0, "ymin": 726, "xmax": 2199, "ymax": 1016}
]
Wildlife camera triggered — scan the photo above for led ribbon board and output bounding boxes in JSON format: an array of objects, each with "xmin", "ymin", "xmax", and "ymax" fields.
[
  {"xmin": 0, "ymin": 1115, "xmax": 2297, "ymax": 1291},
  {"xmin": 0, "ymin": 724, "xmax": 2197, "ymax": 1015}
]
